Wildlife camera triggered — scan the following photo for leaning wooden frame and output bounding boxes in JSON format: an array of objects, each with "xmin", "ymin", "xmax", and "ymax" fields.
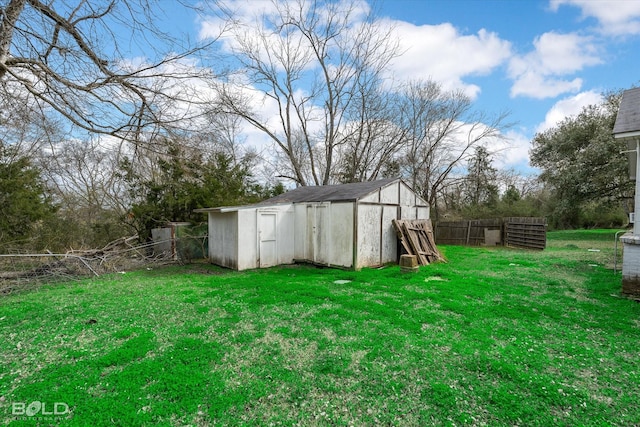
[{"xmin": 392, "ymin": 219, "xmax": 445, "ymax": 265}]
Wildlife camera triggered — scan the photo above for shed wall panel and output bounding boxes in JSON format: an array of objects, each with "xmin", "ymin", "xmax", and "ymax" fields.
[
  {"xmin": 417, "ymin": 206, "xmax": 430, "ymax": 219},
  {"xmin": 236, "ymin": 206, "xmax": 295, "ymax": 269},
  {"xmin": 305, "ymin": 205, "xmax": 316, "ymax": 262},
  {"xmin": 400, "ymin": 206, "xmax": 417, "ymax": 220},
  {"xmin": 275, "ymin": 206, "xmax": 295, "ymax": 265},
  {"xmin": 381, "ymin": 205, "xmax": 399, "ymax": 264},
  {"xmin": 313, "ymin": 204, "xmax": 331, "ymax": 264},
  {"xmin": 329, "ymin": 203, "xmax": 354, "ymax": 267},
  {"xmin": 294, "ymin": 204, "xmax": 308, "ymax": 260},
  {"xmin": 208, "ymin": 212, "xmax": 239, "ymax": 269},
  {"xmin": 356, "ymin": 204, "xmax": 382, "ymax": 268},
  {"xmin": 380, "ymin": 183, "xmax": 399, "ymax": 204},
  {"xmin": 360, "ymin": 192, "xmax": 379, "ymax": 203},
  {"xmin": 204, "ymin": 178, "xmax": 430, "ymax": 271},
  {"xmin": 237, "ymin": 209, "xmax": 257, "ymax": 270},
  {"xmin": 399, "ymin": 206, "xmax": 429, "ymax": 220},
  {"xmin": 298, "ymin": 203, "xmax": 333, "ymax": 265},
  {"xmin": 399, "ymin": 182, "xmax": 416, "ymax": 207}
]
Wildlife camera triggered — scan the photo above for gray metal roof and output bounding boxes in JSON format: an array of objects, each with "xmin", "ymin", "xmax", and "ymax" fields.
[
  {"xmin": 613, "ymin": 87, "xmax": 640, "ymax": 136},
  {"xmin": 257, "ymin": 178, "xmax": 400, "ymax": 204}
]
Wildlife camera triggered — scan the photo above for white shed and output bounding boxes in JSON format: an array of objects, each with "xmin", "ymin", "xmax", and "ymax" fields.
[{"xmin": 195, "ymin": 178, "xmax": 429, "ymax": 270}]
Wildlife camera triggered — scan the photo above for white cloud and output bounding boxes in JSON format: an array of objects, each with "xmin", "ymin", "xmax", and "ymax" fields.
[
  {"xmin": 386, "ymin": 21, "xmax": 511, "ymax": 99},
  {"xmin": 198, "ymin": 0, "xmax": 282, "ymax": 42},
  {"xmin": 199, "ymin": 0, "xmax": 372, "ymax": 57},
  {"xmin": 536, "ymin": 90, "xmax": 603, "ymax": 133},
  {"xmin": 508, "ymin": 31, "xmax": 601, "ymax": 99},
  {"xmin": 491, "ymin": 130, "xmax": 534, "ymax": 169},
  {"xmin": 550, "ymin": 0, "xmax": 640, "ymax": 35},
  {"xmin": 510, "ymin": 72, "xmax": 583, "ymax": 100}
]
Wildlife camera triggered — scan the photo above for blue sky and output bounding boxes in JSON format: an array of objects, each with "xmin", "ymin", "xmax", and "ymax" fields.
[
  {"xmin": 373, "ymin": 0, "xmax": 640, "ymax": 171},
  {"xmin": 157, "ymin": 0, "xmax": 640, "ymax": 174}
]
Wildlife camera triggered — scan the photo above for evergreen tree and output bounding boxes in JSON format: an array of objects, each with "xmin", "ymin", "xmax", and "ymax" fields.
[
  {"xmin": 0, "ymin": 144, "xmax": 55, "ymax": 247},
  {"xmin": 122, "ymin": 141, "xmax": 278, "ymax": 239},
  {"xmin": 464, "ymin": 146, "xmax": 499, "ymax": 208}
]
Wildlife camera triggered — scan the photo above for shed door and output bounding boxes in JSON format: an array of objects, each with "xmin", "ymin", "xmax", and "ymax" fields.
[
  {"xmin": 258, "ymin": 212, "xmax": 277, "ymax": 268},
  {"xmin": 307, "ymin": 204, "xmax": 330, "ymax": 265}
]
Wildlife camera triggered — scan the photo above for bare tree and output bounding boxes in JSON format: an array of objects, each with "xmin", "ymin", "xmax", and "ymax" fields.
[
  {"xmin": 0, "ymin": 0, "xmax": 213, "ymax": 143},
  {"xmin": 0, "ymin": 79, "xmax": 60, "ymax": 160},
  {"xmin": 397, "ymin": 80, "xmax": 512, "ymax": 211},
  {"xmin": 497, "ymin": 168, "xmax": 541, "ymax": 199},
  {"xmin": 189, "ymin": 111, "xmax": 252, "ymax": 166},
  {"xmin": 334, "ymin": 79, "xmax": 408, "ymax": 183},
  {"xmin": 32, "ymin": 137, "xmax": 131, "ymax": 247},
  {"xmin": 209, "ymin": 0, "xmax": 399, "ymax": 186},
  {"xmin": 40, "ymin": 138, "xmax": 129, "ymax": 216}
]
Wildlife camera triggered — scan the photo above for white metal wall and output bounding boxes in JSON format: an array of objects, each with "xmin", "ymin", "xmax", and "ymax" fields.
[
  {"xmin": 208, "ymin": 206, "xmax": 295, "ymax": 271},
  {"xmin": 207, "ymin": 179, "xmax": 428, "ymax": 271},
  {"xmin": 208, "ymin": 212, "xmax": 239, "ymax": 269},
  {"xmin": 293, "ymin": 202, "xmax": 354, "ymax": 268},
  {"xmin": 328, "ymin": 203, "xmax": 354, "ymax": 267},
  {"xmin": 356, "ymin": 204, "xmax": 383, "ymax": 268},
  {"xmin": 355, "ymin": 180, "xmax": 429, "ymax": 269},
  {"xmin": 236, "ymin": 209, "xmax": 257, "ymax": 270},
  {"xmin": 262, "ymin": 206, "xmax": 295, "ymax": 268}
]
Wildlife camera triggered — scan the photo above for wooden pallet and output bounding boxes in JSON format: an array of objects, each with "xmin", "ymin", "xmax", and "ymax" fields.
[{"xmin": 392, "ymin": 219, "xmax": 445, "ymax": 265}]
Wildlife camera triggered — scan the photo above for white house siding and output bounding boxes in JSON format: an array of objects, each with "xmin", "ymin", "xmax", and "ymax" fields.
[{"xmin": 621, "ymin": 234, "xmax": 640, "ymax": 275}]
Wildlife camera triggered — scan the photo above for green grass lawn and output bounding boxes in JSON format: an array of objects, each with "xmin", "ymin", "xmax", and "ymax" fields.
[{"xmin": 1, "ymin": 230, "xmax": 639, "ymax": 426}]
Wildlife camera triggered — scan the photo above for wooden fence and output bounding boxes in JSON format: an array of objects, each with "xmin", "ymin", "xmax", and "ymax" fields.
[
  {"xmin": 503, "ymin": 217, "xmax": 547, "ymax": 250},
  {"xmin": 434, "ymin": 217, "xmax": 547, "ymax": 250}
]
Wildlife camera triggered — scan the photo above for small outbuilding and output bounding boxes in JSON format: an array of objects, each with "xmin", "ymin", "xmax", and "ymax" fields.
[{"xmin": 195, "ymin": 178, "xmax": 430, "ymax": 270}]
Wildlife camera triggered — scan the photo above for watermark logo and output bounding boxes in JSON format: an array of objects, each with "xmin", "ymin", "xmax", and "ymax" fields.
[{"xmin": 11, "ymin": 401, "xmax": 70, "ymax": 420}]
